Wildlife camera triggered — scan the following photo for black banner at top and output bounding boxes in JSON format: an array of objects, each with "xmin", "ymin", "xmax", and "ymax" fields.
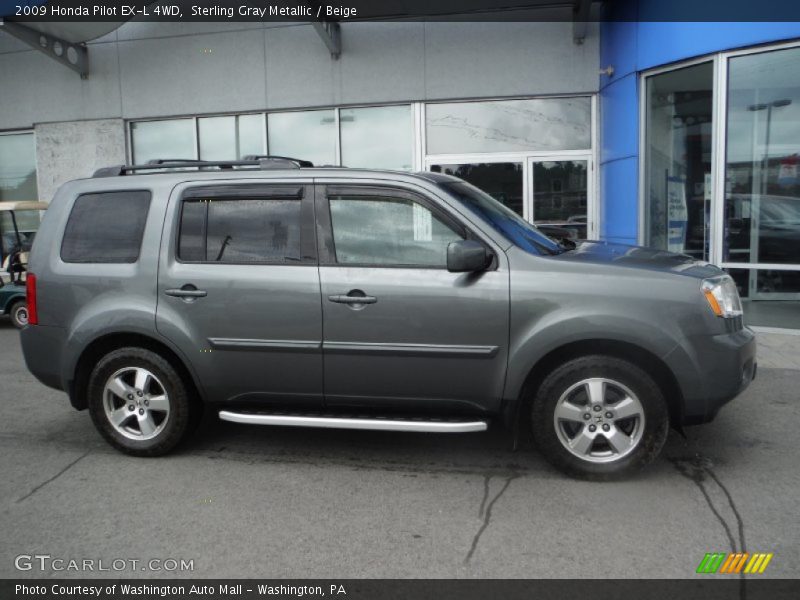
[{"xmin": 2, "ymin": 0, "xmax": 800, "ymax": 23}]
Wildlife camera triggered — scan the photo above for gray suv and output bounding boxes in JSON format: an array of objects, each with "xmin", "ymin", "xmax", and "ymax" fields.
[{"xmin": 20, "ymin": 158, "xmax": 756, "ymax": 479}]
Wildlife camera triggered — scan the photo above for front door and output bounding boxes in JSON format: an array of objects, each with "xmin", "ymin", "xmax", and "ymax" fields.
[
  {"xmin": 156, "ymin": 181, "xmax": 323, "ymax": 407},
  {"xmin": 315, "ymin": 183, "xmax": 509, "ymax": 414}
]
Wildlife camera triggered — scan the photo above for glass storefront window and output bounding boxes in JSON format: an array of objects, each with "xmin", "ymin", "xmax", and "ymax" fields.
[
  {"xmin": 131, "ymin": 119, "xmax": 196, "ymax": 164},
  {"xmin": 237, "ymin": 114, "xmax": 266, "ymax": 159},
  {"xmin": 426, "ymin": 98, "xmax": 591, "ymax": 155},
  {"xmin": 0, "ymin": 132, "xmax": 38, "ymax": 202},
  {"xmin": 268, "ymin": 110, "xmax": 336, "ymax": 167},
  {"xmin": 726, "ymin": 268, "xmax": 800, "ymax": 328},
  {"xmin": 340, "ymin": 105, "xmax": 413, "ymax": 170},
  {"xmin": 199, "ymin": 116, "xmax": 235, "ymax": 161},
  {"xmin": 644, "ymin": 61, "xmax": 714, "ymax": 260},
  {"xmin": 198, "ymin": 114, "xmax": 266, "ymax": 160},
  {"xmin": 724, "ymin": 46, "xmax": 800, "ymax": 267}
]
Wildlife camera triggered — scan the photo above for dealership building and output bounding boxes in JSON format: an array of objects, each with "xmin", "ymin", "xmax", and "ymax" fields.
[{"xmin": 1, "ymin": 1, "xmax": 799, "ymax": 329}]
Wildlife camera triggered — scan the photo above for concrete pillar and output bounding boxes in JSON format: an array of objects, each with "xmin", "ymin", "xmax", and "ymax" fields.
[{"xmin": 34, "ymin": 119, "xmax": 126, "ymax": 203}]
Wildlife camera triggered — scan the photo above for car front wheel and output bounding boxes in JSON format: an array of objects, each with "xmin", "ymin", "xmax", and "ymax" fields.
[{"xmin": 531, "ymin": 355, "xmax": 669, "ymax": 480}]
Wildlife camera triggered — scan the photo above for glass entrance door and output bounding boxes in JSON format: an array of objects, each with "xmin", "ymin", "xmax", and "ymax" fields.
[
  {"xmin": 428, "ymin": 161, "xmax": 525, "ymax": 218},
  {"xmin": 528, "ymin": 157, "xmax": 592, "ymax": 240},
  {"xmin": 723, "ymin": 45, "xmax": 800, "ymax": 302},
  {"xmin": 428, "ymin": 156, "xmax": 595, "ymax": 239}
]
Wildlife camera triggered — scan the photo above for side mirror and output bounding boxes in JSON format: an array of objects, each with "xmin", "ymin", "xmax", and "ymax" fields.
[{"xmin": 447, "ymin": 240, "xmax": 490, "ymax": 273}]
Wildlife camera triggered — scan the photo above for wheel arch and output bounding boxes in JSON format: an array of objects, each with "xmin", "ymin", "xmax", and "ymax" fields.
[
  {"xmin": 2, "ymin": 291, "xmax": 26, "ymax": 315},
  {"xmin": 69, "ymin": 332, "xmax": 206, "ymax": 411},
  {"xmin": 505, "ymin": 338, "xmax": 685, "ymax": 433}
]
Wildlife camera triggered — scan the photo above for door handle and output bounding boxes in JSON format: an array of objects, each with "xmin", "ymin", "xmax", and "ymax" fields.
[
  {"xmin": 165, "ymin": 285, "xmax": 207, "ymax": 298},
  {"xmin": 328, "ymin": 292, "xmax": 377, "ymax": 305}
]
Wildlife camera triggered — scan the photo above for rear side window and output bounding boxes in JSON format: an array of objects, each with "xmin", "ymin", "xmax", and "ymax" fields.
[
  {"xmin": 178, "ymin": 195, "xmax": 303, "ymax": 263},
  {"xmin": 61, "ymin": 191, "xmax": 151, "ymax": 263}
]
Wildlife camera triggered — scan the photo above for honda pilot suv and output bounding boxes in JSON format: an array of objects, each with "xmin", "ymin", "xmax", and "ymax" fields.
[{"xmin": 20, "ymin": 157, "xmax": 756, "ymax": 479}]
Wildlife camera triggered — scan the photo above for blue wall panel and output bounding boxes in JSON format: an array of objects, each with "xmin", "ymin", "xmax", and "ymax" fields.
[
  {"xmin": 636, "ymin": 21, "xmax": 800, "ymax": 70},
  {"xmin": 601, "ymin": 156, "xmax": 638, "ymax": 244},
  {"xmin": 600, "ymin": 72, "xmax": 637, "ymax": 165}
]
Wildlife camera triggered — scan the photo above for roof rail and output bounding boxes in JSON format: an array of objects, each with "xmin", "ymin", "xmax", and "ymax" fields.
[
  {"xmin": 241, "ymin": 155, "xmax": 315, "ymax": 168},
  {"xmin": 145, "ymin": 158, "xmax": 208, "ymax": 165},
  {"xmin": 92, "ymin": 156, "xmax": 315, "ymax": 178}
]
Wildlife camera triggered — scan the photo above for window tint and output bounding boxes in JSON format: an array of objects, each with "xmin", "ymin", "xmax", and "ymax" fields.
[
  {"xmin": 178, "ymin": 200, "xmax": 206, "ymax": 261},
  {"xmin": 329, "ymin": 194, "xmax": 463, "ymax": 266},
  {"xmin": 178, "ymin": 197, "xmax": 302, "ymax": 263},
  {"xmin": 61, "ymin": 191, "xmax": 151, "ymax": 263}
]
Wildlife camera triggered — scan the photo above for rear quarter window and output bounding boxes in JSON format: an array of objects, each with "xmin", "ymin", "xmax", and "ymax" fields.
[{"xmin": 60, "ymin": 191, "xmax": 151, "ymax": 263}]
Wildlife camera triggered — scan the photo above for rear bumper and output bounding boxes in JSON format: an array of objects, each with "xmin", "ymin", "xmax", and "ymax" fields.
[
  {"xmin": 668, "ymin": 326, "xmax": 757, "ymax": 425},
  {"xmin": 20, "ymin": 324, "xmax": 67, "ymax": 393}
]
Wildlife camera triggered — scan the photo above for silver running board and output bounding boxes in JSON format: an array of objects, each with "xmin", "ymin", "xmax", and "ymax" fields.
[{"xmin": 218, "ymin": 411, "xmax": 488, "ymax": 433}]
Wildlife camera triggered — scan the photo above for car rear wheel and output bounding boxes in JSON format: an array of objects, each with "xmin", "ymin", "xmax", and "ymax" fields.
[
  {"xmin": 531, "ymin": 355, "xmax": 669, "ymax": 480},
  {"xmin": 9, "ymin": 301, "xmax": 29, "ymax": 328},
  {"xmin": 87, "ymin": 347, "xmax": 194, "ymax": 456}
]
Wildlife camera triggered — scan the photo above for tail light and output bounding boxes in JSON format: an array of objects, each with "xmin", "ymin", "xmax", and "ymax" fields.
[{"xmin": 26, "ymin": 273, "xmax": 38, "ymax": 325}]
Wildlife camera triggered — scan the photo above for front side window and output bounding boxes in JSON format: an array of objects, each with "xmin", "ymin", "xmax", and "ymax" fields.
[
  {"xmin": 178, "ymin": 192, "xmax": 303, "ymax": 263},
  {"xmin": 329, "ymin": 193, "xmax": 463, "ymax": 267},
  {"xmin": 61, "ymin": 191, "xmax": 151, "ymax": 263}
]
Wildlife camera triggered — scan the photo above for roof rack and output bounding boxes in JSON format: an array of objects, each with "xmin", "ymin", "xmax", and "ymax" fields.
[
  {"xmin": 241, "ymin": 155, "xmax": 315, "ymax": 168},
  {"xmin": 92, "ymin": 156, "xmax": 315, "ymax": 178}
]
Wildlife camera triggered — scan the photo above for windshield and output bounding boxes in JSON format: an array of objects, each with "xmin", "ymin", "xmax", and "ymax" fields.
[{"xmin": 440, "ymin": 181, "xmax": 563, "ymax": 255}]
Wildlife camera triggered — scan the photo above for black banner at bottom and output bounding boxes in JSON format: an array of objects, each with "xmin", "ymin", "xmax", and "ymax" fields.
[{"xmin": 3, "ymin": 579, "xmax": 800, "ymax": 600}]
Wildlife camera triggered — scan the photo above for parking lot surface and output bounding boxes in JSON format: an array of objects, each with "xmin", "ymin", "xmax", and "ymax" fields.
[{"xmin": 0, "ymin": 321, "xmax": 798, "ymax": 579}]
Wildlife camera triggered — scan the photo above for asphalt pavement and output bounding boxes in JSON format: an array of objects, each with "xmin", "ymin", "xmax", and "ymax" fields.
[{"xmin": 0, "ymin": 320, "xmax": 798, "ymax": 579}]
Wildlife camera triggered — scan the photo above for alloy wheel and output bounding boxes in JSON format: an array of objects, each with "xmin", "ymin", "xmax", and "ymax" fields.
[
  {"xmin": 553, "ymin": 377, "xmax": 645, "ymax": 463},
  {"xmin": 103, "ymin": 367, "xmax": 170, "ymax": 440}
]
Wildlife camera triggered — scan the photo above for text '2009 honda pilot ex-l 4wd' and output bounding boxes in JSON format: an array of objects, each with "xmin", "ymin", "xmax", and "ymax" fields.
[{"xmin": 20, "ymin": 157, "xmax": 756, "ymax": 479}]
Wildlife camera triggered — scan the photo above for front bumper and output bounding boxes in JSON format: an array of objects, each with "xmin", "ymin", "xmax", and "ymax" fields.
[{"xmin": 668, "ymin": 326, "xmax": 757, "ymax": 425}]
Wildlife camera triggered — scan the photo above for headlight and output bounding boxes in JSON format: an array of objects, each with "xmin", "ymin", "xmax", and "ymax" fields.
[{"xmin": 701, "ymin": 276, "xmax": 743, "ymax": 318}]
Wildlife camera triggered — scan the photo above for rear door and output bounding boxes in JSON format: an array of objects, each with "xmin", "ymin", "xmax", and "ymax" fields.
[
  {"xmin": 316, "ymin": 181, "xmax": 510, "ymax": 414},
  {"xmin": 156, "ymin": 181, "xmax": 323, "ymax": 407}
]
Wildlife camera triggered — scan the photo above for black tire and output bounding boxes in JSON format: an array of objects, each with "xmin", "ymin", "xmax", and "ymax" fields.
[
  {"xmin": 9, "ymin": 301, "xmax": 29, "ymax": 329},
  {"xmin": 87, "ymin": 347, "xmax": 194, "ymax": 456},
  {"xmin": 531, "ymin": 355, "xmax": 669, "ymax": 480}
]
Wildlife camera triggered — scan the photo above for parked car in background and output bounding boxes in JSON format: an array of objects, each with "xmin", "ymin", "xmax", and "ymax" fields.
[
  {"xmin": 20, "ymin": 159, "xmax": 755, "ymax": 479},
  {"xmin": 536, "ymin": 215, "xmax": 587, "ymax": 242},
  {"xmin": 0, "ymin": 201, "xmax": 46, "ymax": 328}
]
